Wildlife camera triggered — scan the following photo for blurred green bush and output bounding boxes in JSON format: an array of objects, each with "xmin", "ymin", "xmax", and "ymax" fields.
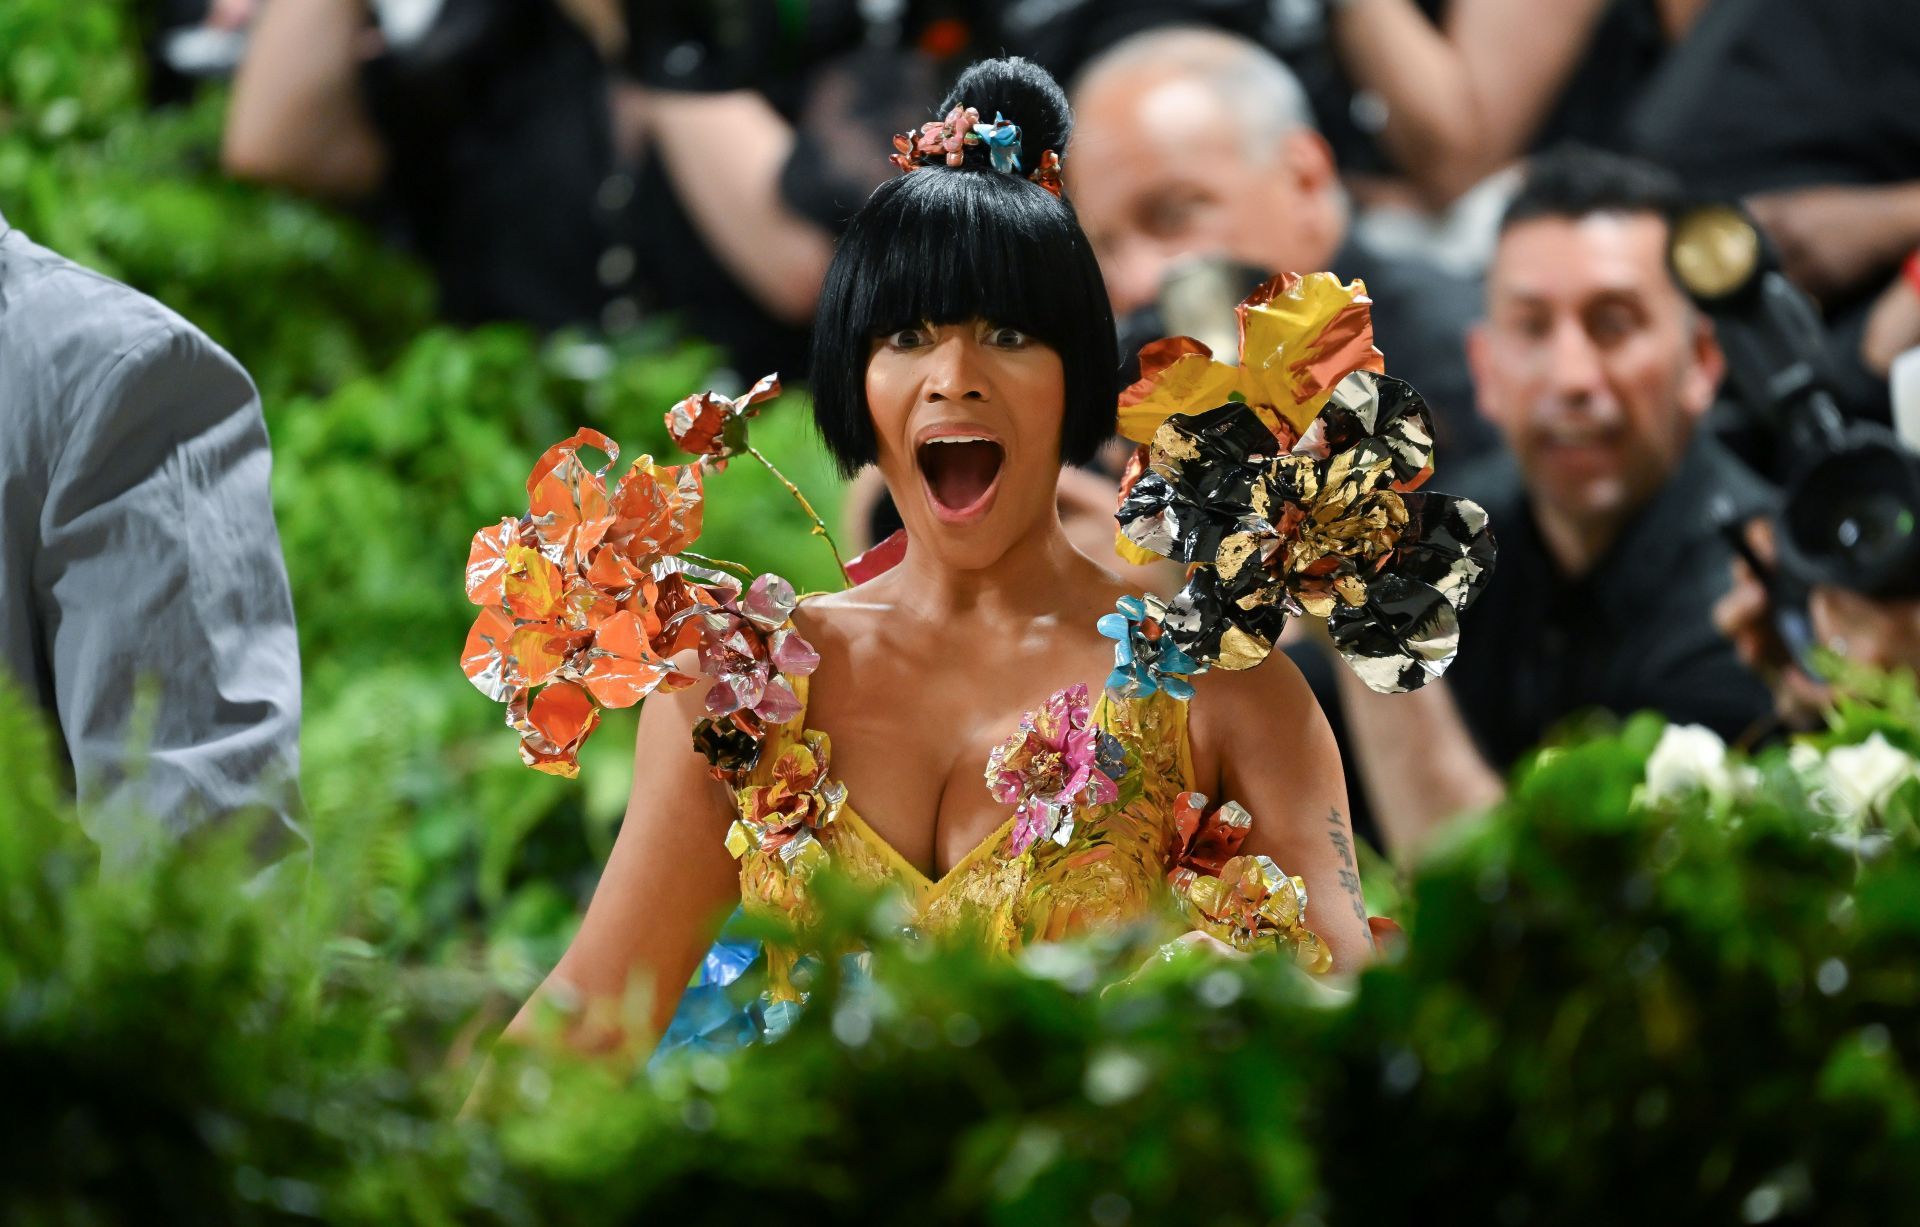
[{"xmin": 7, "ymin": 671, "xmax": 1920, "ymax": 1225}]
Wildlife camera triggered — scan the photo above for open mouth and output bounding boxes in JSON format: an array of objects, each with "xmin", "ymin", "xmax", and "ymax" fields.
[{"xmin": 916, "ymin": 435, "xmax": 1005, "ymax": 520}]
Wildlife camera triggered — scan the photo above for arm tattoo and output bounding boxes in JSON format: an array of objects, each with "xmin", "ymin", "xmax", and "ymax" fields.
[{"xmin": 1325, "ymin": 807, "xmax": 1371, "ymax": 934}]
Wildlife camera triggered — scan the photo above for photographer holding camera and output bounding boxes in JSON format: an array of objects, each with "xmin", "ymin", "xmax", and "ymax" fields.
[
  {"xmin": 1328, "ymin": 147, "xmax": 1777, "ymax": 856},
  {"xmin": 1685, "ymin": 217, "xmax": 1920, "ymax": 725}
]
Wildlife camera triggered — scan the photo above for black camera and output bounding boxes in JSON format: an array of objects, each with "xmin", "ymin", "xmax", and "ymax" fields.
[{"xmin": 1670, "ymin": 203, "xmax": 1920, "ymax": 666}]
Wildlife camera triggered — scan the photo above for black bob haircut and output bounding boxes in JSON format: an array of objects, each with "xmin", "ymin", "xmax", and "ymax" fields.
[
  {"xmin": 1500, "ymin": 142, "xmax": 1687, "ymax": 234},
  {"xmin": 809, "ymin": 57, "xmax": 1119, "ymax": 478}
]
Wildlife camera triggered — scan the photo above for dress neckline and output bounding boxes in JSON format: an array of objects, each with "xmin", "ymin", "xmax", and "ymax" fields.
[{"xmin": 780, "ymin": 671, "xmax": 1126, "ymax": 893}]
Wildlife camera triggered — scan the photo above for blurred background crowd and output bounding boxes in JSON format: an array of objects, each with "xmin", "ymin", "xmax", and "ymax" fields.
[{"xmin": 12, "ymin": 0, "xmax": 1920, "ymax": 863}]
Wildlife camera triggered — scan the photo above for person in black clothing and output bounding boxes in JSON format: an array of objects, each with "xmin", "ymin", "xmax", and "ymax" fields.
[
  {"xmin": 1329, "ymin": 0, "xmax": 1696, "ymax": 209},
  {"xmin": 224, "ymin": 0, "xmax": 634, "ymax": 333},
  {"xmin": 1322, "ymin": 147, "xmax": 1775, "ymax": 856}
]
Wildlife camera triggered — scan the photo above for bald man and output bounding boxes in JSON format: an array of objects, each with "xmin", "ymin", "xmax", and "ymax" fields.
[{"xmin": 1068, "ymin": 25, "xmax": 1499, "ymax": 466}]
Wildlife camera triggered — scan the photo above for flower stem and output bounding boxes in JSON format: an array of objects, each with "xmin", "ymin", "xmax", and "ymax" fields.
[
  {"xmin": 679, "ymin": 550, "xmax": 755, "ymax": 578},
  {"xmin": 745, "ymin": 444, "xmax": 851, "ymax": 587}
]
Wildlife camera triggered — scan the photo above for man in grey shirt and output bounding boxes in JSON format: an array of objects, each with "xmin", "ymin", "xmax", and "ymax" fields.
[{"xmin": 0, "ymin": 207, "xmax": 302, "ymax": 859}]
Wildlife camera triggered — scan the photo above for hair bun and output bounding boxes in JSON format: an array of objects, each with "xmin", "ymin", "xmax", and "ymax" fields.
[{"xmin": 936, "ymin": 57, "xmax": 1071, "ymax": 169}]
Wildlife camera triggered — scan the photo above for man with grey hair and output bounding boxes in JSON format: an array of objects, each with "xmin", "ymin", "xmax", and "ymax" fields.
[
  {"xmin": 1068, "ymin": 24, "xmax": 1498, "ymax": 464},
  {"xmin": 0, "ymin": 207, "xmax": 303, "ymax": 865}
]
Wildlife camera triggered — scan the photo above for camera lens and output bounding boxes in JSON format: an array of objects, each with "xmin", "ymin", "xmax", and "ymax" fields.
[
  {"xmin": 1818, "ymin": 489, "xmax": 1913, "ymax": 563},
  {"xmin": 1781, "ymin": 431, "xmax": 1920, "ymax": 597}
]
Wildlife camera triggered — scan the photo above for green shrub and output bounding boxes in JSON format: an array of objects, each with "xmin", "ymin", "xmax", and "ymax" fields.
[{"xmin": 8, "ymin": 676, "xmax": 1920, "ymax": 1225}]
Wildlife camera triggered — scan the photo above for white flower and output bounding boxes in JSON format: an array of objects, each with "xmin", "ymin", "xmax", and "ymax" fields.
[
  {"xmin": 1644, "ymin": 724, "xmax": 1731, "ymax": 805},
  {"xmin": 1788, "ymin": 742, "xmax": 1825, "ymax": 779},
  {"xmin": 1825, "ymin": 733, "xmax": 1918, "ymax": 821}
]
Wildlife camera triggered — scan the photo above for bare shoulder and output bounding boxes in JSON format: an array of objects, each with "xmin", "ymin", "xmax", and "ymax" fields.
[
  {"xmin": 627, "ymin": 648, "xmax": 732, "ymax": 816},
  {"xmin": 787, "ymin": 581, "xmax": 888, "ymax": 660}
]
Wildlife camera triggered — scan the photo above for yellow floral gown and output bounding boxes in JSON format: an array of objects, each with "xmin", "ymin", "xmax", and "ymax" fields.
[{"xmin": 733, "ymin": 673, "xmax": 1197, "ymax": 1004}]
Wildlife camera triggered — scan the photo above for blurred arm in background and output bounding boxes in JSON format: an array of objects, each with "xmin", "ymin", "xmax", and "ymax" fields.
[
  {"xmin": 1328, "ymin": 666, "xmax": 1504, "ymax": 860},
  {"xmin": 637, "ymin": 88, "xmax": 834, "ymax": 327},
  {"xmin": 221, "ymin": 0, "xmax": 385, "ymax": 198},
  {"xmin": 1748, "ymin": 184, "xmax": 1920, "ymax": 307},
  {"xmin": 1330, "ymin": 0, "xmax": 1707, "ymax": 208},
  {"xmin": 1862, "ymin": 258, "xmax": 1920, "ymax": 380}
]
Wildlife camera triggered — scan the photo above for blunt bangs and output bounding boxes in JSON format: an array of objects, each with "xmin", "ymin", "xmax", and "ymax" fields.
[{"xmin": 810, "ymin": 167, "xmax": 1119, "ymax": 477}]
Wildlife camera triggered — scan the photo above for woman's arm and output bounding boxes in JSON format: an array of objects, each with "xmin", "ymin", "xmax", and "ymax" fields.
[
  {"xmin": 504, "ymin": 678, "xmax": 742, "ymax": 1053},
  {"xmin": 222, "ymin": 0, "xmax": 387, "ymax": 198},
  {"xmin": 1189, "ymin": 653, "xmax": 1376, "ymax": 971}
]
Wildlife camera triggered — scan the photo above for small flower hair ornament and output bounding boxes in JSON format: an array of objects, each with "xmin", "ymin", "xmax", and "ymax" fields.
[
  {"xmin": 1108, "ymin": 273, "xmax": 1497, "ymax": 694},
  {"xmin": 890, "ymin": 105, "xmax": 1064, "ymax": 197}
]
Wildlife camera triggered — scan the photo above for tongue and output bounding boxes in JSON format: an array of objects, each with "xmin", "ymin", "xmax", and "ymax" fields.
[{"xmin": 925, "ymin": 441, "xmax": 1001, "ymax": 511}]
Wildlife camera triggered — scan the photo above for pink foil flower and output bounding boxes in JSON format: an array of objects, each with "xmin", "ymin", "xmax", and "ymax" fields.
[
  {"xmin": 682, "ymin": 573, "xmax": 821, "ymax": 724},
  {"xmin": 985, "ymin": 683, "xmax": 1122, "ymax": 857}
]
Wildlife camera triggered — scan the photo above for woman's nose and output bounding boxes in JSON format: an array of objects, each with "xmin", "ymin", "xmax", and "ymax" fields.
[{"xmin": 924, "ymin": 334, "xmax": 988, "ymax": 402}]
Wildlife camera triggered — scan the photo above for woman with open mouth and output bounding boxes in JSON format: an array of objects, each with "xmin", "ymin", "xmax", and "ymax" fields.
[{"xmin": 507, "ymin": 55, "xmax": 1389, "ymax": 1057}]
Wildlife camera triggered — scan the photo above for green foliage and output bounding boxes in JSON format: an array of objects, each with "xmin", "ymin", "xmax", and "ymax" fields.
[
  {"xmin": 0, "ymin": 0, "xmax": 139, "ymax": 146},
  {"xmin": 0, "ymin": 0, "xmax": 846, "ymax": 977},
  {"xmin": 10, "ymin": 673, "xmax": 1920, "ymax": 1224}
]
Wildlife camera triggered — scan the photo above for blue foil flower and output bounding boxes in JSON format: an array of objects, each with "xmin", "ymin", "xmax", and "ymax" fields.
[
  {"xmin": 977, "ymin": 112, "xmax": 1024, "ymax": 173},
  {"xmin": 1098, "ymin": 594, "xmax": 1201, "ymax": 701}
]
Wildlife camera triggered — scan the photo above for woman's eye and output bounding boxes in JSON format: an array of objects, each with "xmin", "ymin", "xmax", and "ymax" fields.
[
  {"xmin": 988, "ymin": 327, "xmax": 1029, "ymax": 348},
  {"xmin": 885, "ymin": 327, "xmax": 927, "ymax": 349}
]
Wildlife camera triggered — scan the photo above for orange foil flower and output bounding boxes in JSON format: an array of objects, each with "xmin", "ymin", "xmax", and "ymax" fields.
[
  {"xmin": 462, "ymin": 429, "xmax": 708, "ymax": 776},
  {"xmin": 1165, "ymin": 791, "xmax": 1253, "ymax": 880}
]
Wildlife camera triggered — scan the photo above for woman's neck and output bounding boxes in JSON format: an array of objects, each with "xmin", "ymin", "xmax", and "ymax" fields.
[{"xmin": 886, "ymin": 509, "xmax": 1097, "ymax": 625}]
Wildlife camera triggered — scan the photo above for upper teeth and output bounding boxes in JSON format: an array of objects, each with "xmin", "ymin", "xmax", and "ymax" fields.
[{"xmin": 928, "ymin": 435, "xmax": 992, "ymax": 445}]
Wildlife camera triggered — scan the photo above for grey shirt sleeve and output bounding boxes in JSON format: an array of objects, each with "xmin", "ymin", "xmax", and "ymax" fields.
[{"xmin": 36, "ymin": 321, "xmax": 303, "ymax": 858}]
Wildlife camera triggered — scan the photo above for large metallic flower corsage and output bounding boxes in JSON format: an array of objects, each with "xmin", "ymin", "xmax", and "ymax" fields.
[
  {"xmin": 1110, "ymin": 274, "xmax": 1496, "ymax": 692},
  {"xmin": 460, "ymin": 425, "xmax": 819, "ymax": 776},
  {"xmin": 461, "ymin": 430, "xmax": 708, "ymax": 775}
]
